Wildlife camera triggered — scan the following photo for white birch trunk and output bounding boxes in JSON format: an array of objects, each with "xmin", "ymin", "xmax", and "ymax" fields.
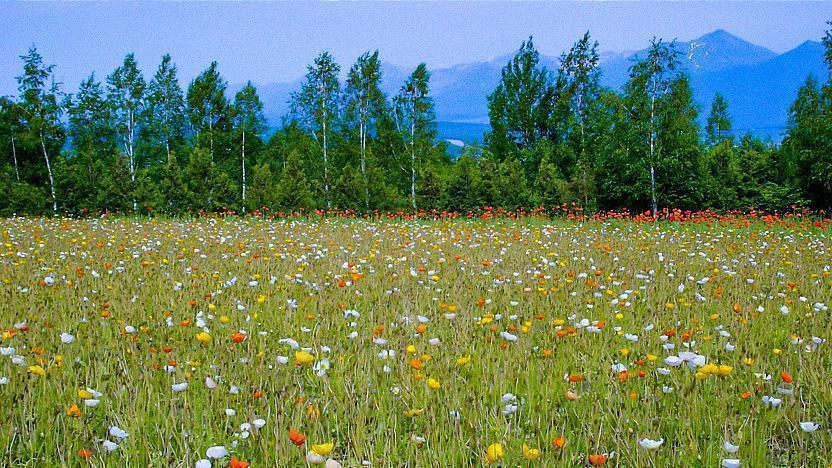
[
  {"xmin": 40, "ymin": 131, "xmax": 57, "ymax": 213},
  {"xmin": 241, "ymin": 130, "xmax": 246, "ymax": 213},
  {"xmin": 127, "ymin": 109, "xmax": 137, "ymax": 212},
  {"xmin": 323, "ymin": 106, "xmax": 330, "ymax": 210},
  {"xmin": 11, "ymin": 135, "xmax": 19, "ymax": 181},
  {"xmin": 360, "ymin": 113, "xmax": 369, "ymax": 210},
  {"xmin": 410, "ymin": 114, "xmax": 416, "ymax": 210},
  {"xmin": 649, "ymin": 76, "xmax": 658, "ymax": 218}
]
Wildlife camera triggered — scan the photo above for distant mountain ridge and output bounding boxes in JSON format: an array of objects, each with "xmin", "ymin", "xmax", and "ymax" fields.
[{"xmin": 241, "ymin": 30, "xmax": 826, "ymax": 144}]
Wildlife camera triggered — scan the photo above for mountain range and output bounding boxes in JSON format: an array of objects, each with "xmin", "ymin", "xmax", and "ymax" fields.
[{"xmin": 241, "ymin": 30, "xmax": 827, "ymax": 146}]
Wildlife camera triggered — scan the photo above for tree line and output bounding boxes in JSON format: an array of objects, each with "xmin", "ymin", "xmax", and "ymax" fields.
[{"xmin": 1, "ymin": 29, "xmax": 831, "ymax": 217}]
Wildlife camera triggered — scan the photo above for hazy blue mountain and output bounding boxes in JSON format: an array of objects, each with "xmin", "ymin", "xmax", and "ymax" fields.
[
  {"xmin": 245, "ymin": 30, "xmax": 825, "ymax": 145},
  {"xmin": 599, "ymin": 29, "xmax": 778, "ymax": 88}
]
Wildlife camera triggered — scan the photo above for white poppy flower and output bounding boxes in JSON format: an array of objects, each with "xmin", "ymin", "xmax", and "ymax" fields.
[
  {"xmin": 501, "ymin": 403, "xmax": 518, "ymax": 415},
  {"xmin": 721, "ymin": 459, "xmax": 741, "ymax": 468},
  {"xmin": 800, "ymin": 421, "xmax": 820, "ymax": 432},
  {"xmin": 664, "ymin": 356, "xmax": 683, "ymax": 367},
  {"xmin": 171, "ymin": 382, "xmax": 188, "ymax": 392},
  {"xmin": 723, "ymin": 441, "xmax": 739, "ymax": 454},
  {"xmin": 761, "ymin": 395, "xmax": 781, "ymax": 407},
  {"xmin": 205, "ymin": 377, "xmax": 218, "ymax": 389},
  {"xmin": 499, "ymin": 331, "xmax": 518, "ymax": 342},
  {"xmin": 60, "ymin": 333, "xmax": 75, "ymax": 344},
  {"xmin": 253, "ymin": 419, "xmax": 266, "ymax": 429},
  {"xmin": 306, "ymin": 451, "xmax": 325, "ymax": 464},
  {"xmin": 206, "ymin": 446, "xmax": 227, "ymax": 459},
  {"xmin": 639, "ymin": 437, "xmax": 664, "ymax": 449},
  {"xmin": 109, "ymin": 426, "xmax": 129, "ymax": 439},
  {"xmin": 102, "ymin": 440, "xmax": 119, "ymax": 452},
  {"xmin": 195, "ymin": 460, "xmax": 212, "ymax": 468}
]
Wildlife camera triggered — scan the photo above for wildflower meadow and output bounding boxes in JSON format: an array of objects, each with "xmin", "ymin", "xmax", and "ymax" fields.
[{"xmin": 0, "ymin": 213, "xmax": 830, "ymax": 466}]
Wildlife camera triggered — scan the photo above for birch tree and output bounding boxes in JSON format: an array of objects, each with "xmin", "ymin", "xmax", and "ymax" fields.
[
  {"xmin": 394, "ymin": 63, "xmax": 435, "ymax": 210},
  {"xmin": 187, "ymin": 62, "xmax": 229, "ymax": 164},
  {"xmin": 107, "ymin": 53, "xmax": 147, "ymax": 212},
  {"xmin": 625, "ymin": 39, "xmax": 680, "ymax": 216},
  {"xmin": 558, "ymin": 32, "xmax": 601, "ymax": 208},
  {"xmin": 290, "ymin": 52, "xmax": 341, "ymax": 210},
  {"xmin": 345, "ymin": 51, "xmax": 386, "ymax": 210},
  {"xmin": 16, "ymin": 46, "xmax": 64, "ymax": 213},
  {"xmin": 232, "ymin": 82, "xmax": 266, "ymax": 213},
  {"xmin": 148, "ymin": 54, "xmax": 186, "ymax": 164}
]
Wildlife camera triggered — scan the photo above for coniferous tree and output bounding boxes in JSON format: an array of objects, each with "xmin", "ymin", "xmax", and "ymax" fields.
[
  {"xmin": 276, "ymin": 149, "xmax": 313, "ymax": 211},
  {"xmin": 65, "ymin": 74, "xmax": 116, "ymax": 211},
  {"xmin": 704, "ymin": 94, "xmax": 740, "ymax": 208},
  {"xmin": 486, "ymin": 37, "xmax": 555, "ymax": 166},
  {"xmin": 706, "ymin": 93, "xmax": 732, "ymax": 147},
  {"xmin": 246, "ymin": 162, "xmax": 276, "ymax": 212},
  {"xmin": 0, "ymin": 97, "xmax": 23, "ymax": 183},
  {"xmin": 782, "ymin": 75, "xmax": 829, "ymax": 208},
  {"xmin": 443, "ymin": 155, "xmax": 482, "ymax": 212}
]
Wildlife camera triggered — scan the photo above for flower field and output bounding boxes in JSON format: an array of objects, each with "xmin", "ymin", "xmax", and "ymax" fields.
[{"xmin": 0, "ymin": 215, "xmax": 830, "ymax": 466}]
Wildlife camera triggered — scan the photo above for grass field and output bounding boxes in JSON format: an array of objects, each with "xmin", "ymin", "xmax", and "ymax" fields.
[{"xmin": 0, "ymin": 215, "xmax": 830, "ymax": 467}]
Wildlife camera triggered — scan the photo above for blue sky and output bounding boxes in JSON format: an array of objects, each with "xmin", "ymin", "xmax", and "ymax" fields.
[{"xmin": 2, "ymin": 1, "xmax": 831, "ymax": 95}]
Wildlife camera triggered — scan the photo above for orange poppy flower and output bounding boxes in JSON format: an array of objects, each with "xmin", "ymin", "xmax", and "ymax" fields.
[
  {"xmin": 230, "ymin": 456, "xmax": 250, "ymax": 468},
  {"xmin": 66, "ymin": 404, "xmax": 82, "ymax": 418},
  {"xmin": 567, "ymin": 373, "xmax": 584, "ymax": 383},
  {"xmin": 77, "ymin": 448, "xmax": 92, "ymax": 459},
  {"xmin": 781, "ymin": 371, "xmax": 794, "ymax": 383},
  {"xmin": 588, "ymin": 454, "xmax": 608, "ymax": 465},
  {"xmin": 289, "ymin": 428, "xmax": 306, "ymax": 446},
  {"xmin": 231, "ymin": 332, "xmax": 246, "ymax": 343},
  {"xmin": 552, "ymin": 435, "xmax": 566, "ymax": 449}
]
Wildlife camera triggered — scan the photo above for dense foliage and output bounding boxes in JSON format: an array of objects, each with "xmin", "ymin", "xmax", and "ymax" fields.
[{"xmin": 1, "ymin": 29, "xmax": 830, "ymax": 217}]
